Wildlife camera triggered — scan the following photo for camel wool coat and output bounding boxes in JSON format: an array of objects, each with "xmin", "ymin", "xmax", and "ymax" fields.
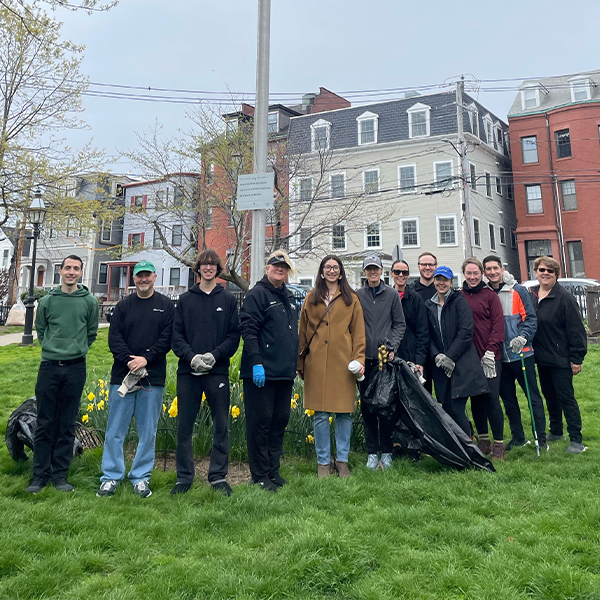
[{"xmin": 298, "ymin": 290, "xmax": 366, "ymax": 413}]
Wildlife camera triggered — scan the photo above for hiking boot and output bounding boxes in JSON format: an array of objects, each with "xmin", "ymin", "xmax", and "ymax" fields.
[
  {"xmin": 336, "ymin": 461, "xmax": 351, "ymax": 478},
  {"xmin": 491, "ymin": 442, "xmax": 505, "ymax": 461},
  {"xmin": 133, "ymin": 480, "xmax": 152, "ymax": 498},
  {"xmin": 26, "ymin": 479, "xmax": 46, "ymax": 494},
  {"xmin": 380, "ymin": 453, "xmax": 393, "ymax": 470},
  {"xmin": 366, "ymin": 454, "xmax": 379, "ymax": 470},
  {"xmin": 256, "ymin": 476, "xmax": 278, "ymax": 493},
  {"xmin": 547, "ymin": 433, "xmax": 566, "ymax": 442},
  {"xmin": 566, "ymin": 442, "xmax": 588, "ymax": 454},
  {"xmin": 477, "ymin": 439, "xmax": 492, "ymax": 455},
  {"xmin": 270, "ymin": 474, "xmax": 287, "ymax": 487},
  {"xmin": 317, "ymin": 464, "xmax": 330, "ymax": 478},
  {"xmin": 170, "ymin": 482, "xmax": 191, "ymax": 495},
  {"xmin": 53, "ymin": 479, "xmax": 74, "ymax": 492},
  {"xmin": 505, "ymin": 438, "xmax": 530, "ymax": 451},
  {"xmin": 211, "ymin": 481, "xmax": 232, "ymax": 496},
  {"xmin": 96, "ymin": 480, "xmax": 118, "ymax": 497}
]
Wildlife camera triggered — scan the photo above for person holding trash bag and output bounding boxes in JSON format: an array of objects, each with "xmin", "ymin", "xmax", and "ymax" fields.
[
  {"xmin": 461, "ymin": 258, "xmax": 506, "ymax": 460},
  {"xmin": 240, "ymin": 250, "xmax": 299, "ymax": 492},
  {"xmin": 298, "ymin": 255, "xmax": 366, "ymax": 478},
  {"xmin": 356, "ymin": 255, "xmax": 406, "ymax": 470},
  {"xmin": 529, "ymin": 256, "xmax": 588, "ymax": 454},
  {"xmin": 425, "ymin": 266, "xmax": 488, "ymax": 435}
]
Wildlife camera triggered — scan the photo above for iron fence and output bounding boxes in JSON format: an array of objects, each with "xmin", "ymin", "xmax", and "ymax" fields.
[{"xmin": 0, "ymin": 305, "xmax": 10, "ymax": 326}]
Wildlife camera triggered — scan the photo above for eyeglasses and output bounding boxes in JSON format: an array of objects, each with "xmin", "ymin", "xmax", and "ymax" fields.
[
  {"xmin": 536, "ymin": 267, "xmax": 555, "ymax": 274},
  {"xmin": 391, "ymin": 269, "xmax": 409, "ymax": 276},
  {"xmin": 323, "ymin": 265, "xmax": 340, "ymax": 272},
  {"xmin": 418, "ymin": 263, "xmax": 436, "ymax": 268}
]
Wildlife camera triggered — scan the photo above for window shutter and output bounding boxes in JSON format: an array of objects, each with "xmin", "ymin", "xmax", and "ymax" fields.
[
  {"xmin": 130, "ymin": 196, "xmax": 136, "ymax": 207},
  {"xmin": 127, "ymin": 233, "xmax": 133, "ymax": 246},
  {"xmin": 142, "ymin": 195, "xmax": 148, "ymax": 208},
  {"xmin": 140, "ymin": 233, "xmax": 145, "ymax": 245}
]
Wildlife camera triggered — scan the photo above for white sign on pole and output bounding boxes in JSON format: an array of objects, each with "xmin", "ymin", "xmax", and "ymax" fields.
[{"xmin": 237, "ymin": 172, "xmax": 274, "ymax": 211}]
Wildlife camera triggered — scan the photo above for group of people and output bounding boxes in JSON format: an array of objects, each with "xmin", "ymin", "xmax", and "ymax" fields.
[{"xmin": 24, "ymin": 246, "xmax": 588, "ymax": 496}]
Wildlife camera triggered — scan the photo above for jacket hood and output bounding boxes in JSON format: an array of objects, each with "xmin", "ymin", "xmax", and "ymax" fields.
[
  {"xmin": 48, "ymin": 284, "xmax": 91, "ymax": 297},
  {"xmin": 430, "ymin": 287, "xmax": 456, "ymax": 307},
  {"xmin": 497, "ymin": 270, "xmax": 517, "ymax": 293},
  {"xmin": 189, "ymin": 282, "xmax": 224, "ymax": 296}
]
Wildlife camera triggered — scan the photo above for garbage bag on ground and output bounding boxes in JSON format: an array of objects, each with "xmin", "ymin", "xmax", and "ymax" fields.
[
  {"xmin": 5, "ymin": 300, "xmax": 26, "ymax": 326},
  {"xmin": 5, "ymin": 396, "xmax": 84, "ymax": 461}
]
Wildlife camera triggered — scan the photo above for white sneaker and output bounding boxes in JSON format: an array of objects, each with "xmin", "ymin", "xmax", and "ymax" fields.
[
  {"xmin": 133, "ymin": 480, "xmax": 152, "ymax": 498},
  {"xmin": 96, "ymin": 480, "xmax": 118, "ymax": 497},
  {"xmin": 366, "ymin": 454, "xmax": 379, "ymax": 470},
  {"xmin": 380, "ymin": 453, "xmax": 393, "ymax": 470}
]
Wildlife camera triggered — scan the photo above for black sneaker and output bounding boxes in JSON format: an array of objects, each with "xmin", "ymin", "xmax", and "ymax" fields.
[
  {"xmin": 566, "ymin": 442, "xmax": 588, "ymax": 454},
  {"xmin": 97, "ymin": 480, "xmax": 118, "ymax": 497},
  {"xmin": 270, "ymin": 474, "xmax": 287, "ymax": 488},
  {"xmin": 211, "ymin": 481, "xmax": 232, "ymax": 496},
  {"xmin": 133, "ymin": 480, "xmax": 152, "ymax": 498},
  {"xmin": 547, "ymin": 433, "xmax": 566, "ymax": 442},
  {"xmin": 505, "ymin": 439, "xmax": 531, "ymax": 451},
  {"xmin": 170, "ymin": 482, "xmax": 192, "ymax": 495},
  {"xmin": 26, "ymin": 480, "xmax": 47, "ymax": 494},
  {"xmin": 53, "ymin": 479, "xmax": 74, "ymax": 492},
  {"xmin": 256, "ymin": 477, "xmax": 278, "ymax": 493}
]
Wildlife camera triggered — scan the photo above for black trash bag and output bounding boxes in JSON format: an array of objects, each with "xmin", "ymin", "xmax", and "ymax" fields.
[
  {"xmin": 5, "ymin": 396, "xmax": 84, "ymax": 462},
  {"xmin": 393, "ymin": 360, "xmax": 495, "ymax": 473},
  {"xmin": 363, "ymin": 362, "xmax": 399, "ymax": 420}
]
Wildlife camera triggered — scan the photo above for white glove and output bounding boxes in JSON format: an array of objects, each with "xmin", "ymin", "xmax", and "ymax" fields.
[
  {"xmin": 435, "ymin": 353, "xmax": 455, "ymax": 378},
  {"xmin": 481, "ymin": 350, "xmax": 496, "ymax": 379},
  {"xmin": 510, "ymin": 336, "xmax": 527, "ymax": 355},
  {"xmin": 191, "ymin": 354, "xmax": 210, "ymax": 373},
  {"xmin": 117, "ymin": 368, "xmax": 148, "ymax": 397},
  {"xmin": 201, "ymin": 352, "xmax": 216, "ymax": 368}
]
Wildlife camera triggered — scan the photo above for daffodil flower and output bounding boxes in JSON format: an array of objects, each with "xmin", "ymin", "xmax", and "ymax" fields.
[
  {"xmin": 87, "ymin": 392, "xmax": 95, "ymax": 401},
  {"xmin": 168, "ymin": 397, "xmax": 178, "ymax": 418},
  {"xmin": 304, "ymin": 409, "xmax": 314, "ymax": 417},
  {"xmin": 291, "ymin": 399, "xmax": 297, "ymax": 409},
  {"xmin": 82, "ymin": 414, "xmax": 89, "ymax": 423},
  {"xmin": 97, "ymin": 400, "xmax": 105, "ymax": 410},
  {"xmin": 306, "ymin": 434, "xmax": 314, "ymax": 444},
  {"xmin": 294, "ymin": 393, "xmax": 299, "ymax": 400},
  {"xmin": 87, "ymin": 403, "xmax": 94, "ymax": 412},
  {"xmin": 329, "ymin": 416, "xmax": 333, "ymax": 424},
  {"xmin": 231, "ymin": 405, "xmax": 240, "ymax": 419}
]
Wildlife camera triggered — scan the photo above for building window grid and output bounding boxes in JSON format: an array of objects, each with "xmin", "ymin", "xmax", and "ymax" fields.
[
  {"xmin": 470, "ymin": 164, "xmax": 477, "ymax": 190},
  {"xmin": 330, "ymin": 173, "xmax": 345, "ymax": 199},
  {"xmin": 555, "ymin": 129, "xmax": 572, "ymax": 159},
  {"xmin": 489, "ymin": 223, "xmax": 496, "ymax": 250},
  {"xmin": 299, "ymin": 227, "xmax": 312, "ymax": 251},
  {"xmin": 525, "ymin": 184, "xmax": 543, "ymax": 214},
  {"xmin": 172, "ymin": 224, "xmax": 183, "ymax": 246},
  {"xmin": 473, "ymin": 218, "xmax": 481, "ymax": 247},
  {"xmin": 169, "ymin": 268, "xmax": 180, "ymax": 287},
  {"xmin": 98, "ymin": 263, "xmax": 108, "ymax": 285},
  {"xmin": 438, "ymin": 216, "xmax": 457, "ymax": 246},
  {"xmin": 499, "ymin": 226, "xmax": 506, "ymax": 246},
  {"xmin": 400, "ymin": 218, "xmax": 419, "ymax": 248},
  {"xmin": 101, "ymin": 220, "xmax": 112, "ymax": 242},
  {"xmin": 521, "ymin": 136, "xmax": 539, "ymax": 164},
  {"xmin": 332, "ymin": 224, "xmax": 346, "ymax": 251},
  {"xmin": 485, "ymin": 172, "xmax": 493, "ymax": 198},
  {"xmin": 310, "ymin": 119, "xmax": 331, "ymax": 153},
  {"xmin": 567, "ymin": 241, "xmax": 585, "ymax": 277},
  {"xmin": 364, "ymin": 170, "xmax": 379, "ymax": 195},
  {"xmin": 398, "ymin": 165, "xmax": 416, "ymax": 193},
  {"xmin": 299, "ymin": 178, "xmax": 313, "ymax": 202},
  {"xmin": 366, "ymin": 223, "xmax": 381, "ymax": 249},
  {"xmin": 495, "ymin": 176, "xmax": 502, "ymax": 195},
  {"xmin": 560, "ymin": 180, "xmax": 578, "ymax": 210},
  {"xmin": 434, "ymin": 161, "xmax": 453, "ymax": 190}
]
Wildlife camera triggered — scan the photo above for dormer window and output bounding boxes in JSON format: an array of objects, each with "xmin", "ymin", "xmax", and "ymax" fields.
[
  {"xmin": 226, "ymin": 119, "xmax": 238, "ymax": 136},
  {"xmin": 356, "ymin": 111, "xmax": 379, "ymax": 145},
  {"xmin": 519, "ymin": 81, "xmax": 548, "ymax": 111},
  {"xmin": 483, "ymin": 114, "xmax": 494, "ymax": 146},
  {"xmin": 407, "ymin": 103, "xmax": 431, "ymax": 138},
  {"xmin": 310, "ymin": 118, "xmax": 331, "ymax": 152},
  {"xmin": 468, "ymin": 103, "xmax": 479, "ymax": 138},
  {"xmin": 569, "ymin": 76, "xmax": 593, "ymax": 102},
  {"xmin": 268, "ymin": 112, "xmax": 279, "ymax": 134}
]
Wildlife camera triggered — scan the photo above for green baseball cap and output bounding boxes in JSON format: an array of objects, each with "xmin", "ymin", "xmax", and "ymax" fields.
[{"xmin": 133, "ymin": 260, "xmax": 156, "ymax": 275}]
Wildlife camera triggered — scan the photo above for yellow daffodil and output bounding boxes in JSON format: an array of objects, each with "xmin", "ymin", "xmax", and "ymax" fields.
[
  {"xmin": 82, "ymin": 414, "xmax": 89, "ymax": 423},
  {"xmin": 306, "ymin": 434, "xmax": 314, "ymax": 444},
  {"xmin": 291, "ymin": 398, "xmax": 297, "ymax": 409},
  {"xmin": 87, "ymin": 392, "xmax": 95, "ymax": 401},
  {"xmin": 162, "ymin": 403, "xmax": 166, "ymax": 413},
  {"xmin": 231, "ymin": 405, "xmax": 240, "ymax": 419},
  {"xmin": 305, "ymin": 409, "xmax": 314, "ymax": 417},
  {"xmin": 97, "ymin": 400, "xmax": 105, "ymax": 410},
  {"xmin": 202, "ymin": 392, "xmax": 206, "ymax": 402},
  {"xmin": 240, "ymin": 393, "xmax": 244, "ymax": 402},
  {"xmin": 99, "ymin": 379, "xmax": 104, "ymax": 388},
  {"xmin": 168, "ymin": 397, "xmax": 178, "ymax": 418},
  {"xmin": 87, "ymin": 403, "xmax": 94, "ymax": 412},
  {"xmin": 329, "ymin": 416, "xmax": 333, "ymax": 424},
  {"xmin": 294, "ymin": 393, "xmax": 299, "ymax": 400}
]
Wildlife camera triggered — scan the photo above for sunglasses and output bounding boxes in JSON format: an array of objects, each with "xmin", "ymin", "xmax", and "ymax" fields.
[
  {"xmin": 537, "ymin": 267, "xmax": 555, "ymax": 274},
  {"xmin": 392, "ymin": 269, "xmax": 409, "ymax": 276}
]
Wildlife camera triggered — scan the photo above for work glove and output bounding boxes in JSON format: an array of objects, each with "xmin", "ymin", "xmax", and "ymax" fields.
[
  {"xmin": 191, "ymin": 354, "xmax": 210, "ymax": 373},
  {"xmin": 117, "ymin": 368, "xmax": 148, "ymax": 397},
  {"xmin": 253, "ymin": 364, "xmax": 266, "ymax": 388},
  {"xmin": 435, "ymin": 353, "xmax": 455, "ymax": 378},
  {"xmin": 481, "ymin": 350, "xmax": 496, "ymax": 379},
  {"xmin": 510, "ymin": 336, "xmax": 527, "ymax": 355},
  {"xmin": 201, "ymin": 352, "xmax": 216, "ymax": 368}
]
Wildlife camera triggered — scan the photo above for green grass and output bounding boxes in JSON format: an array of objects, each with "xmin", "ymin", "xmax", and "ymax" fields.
[{"xmin": 1, "ymin": 335, "xmax": 600, "ymax": 599}]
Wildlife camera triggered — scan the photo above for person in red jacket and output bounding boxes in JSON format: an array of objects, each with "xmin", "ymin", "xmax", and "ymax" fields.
[{"xmin": 461, "ymin": 258, "xmax": 506, "ymax": 459}]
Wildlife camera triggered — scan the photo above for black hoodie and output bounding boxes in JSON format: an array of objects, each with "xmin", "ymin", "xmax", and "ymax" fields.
[
  {"xmin": 239, "ymin": 276, "xmax": 299, "ymax": 380},
  {"xmin": 171, "ymin": 283, "xmax": 240, "ymax": 375}
]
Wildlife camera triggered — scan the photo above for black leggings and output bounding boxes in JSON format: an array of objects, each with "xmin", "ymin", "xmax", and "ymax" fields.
[{"xmin": 470, "ymin": 360, "xmax": 504, "ymax": 441}]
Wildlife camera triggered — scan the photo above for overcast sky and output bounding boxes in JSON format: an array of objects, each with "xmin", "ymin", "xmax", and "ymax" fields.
[{"xmin": 58, "ymin": 0, "xmax": 600, "ymax": 173}]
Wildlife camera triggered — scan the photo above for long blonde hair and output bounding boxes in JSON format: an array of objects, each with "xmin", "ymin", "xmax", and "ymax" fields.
[{"xmin": 265, "ymin": 249, "xmax": 296, "ymax": 275}]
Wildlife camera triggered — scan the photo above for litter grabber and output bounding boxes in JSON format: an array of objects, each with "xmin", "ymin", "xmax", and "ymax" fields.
[{"xmin": 519, "ymin": 352, "xmax": 540, "ymax": 457}]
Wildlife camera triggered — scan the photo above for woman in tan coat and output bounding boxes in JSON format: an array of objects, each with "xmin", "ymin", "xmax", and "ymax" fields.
[{"xmin": 298, "ymin": 255, "xmax": 366, "ymax": 478}]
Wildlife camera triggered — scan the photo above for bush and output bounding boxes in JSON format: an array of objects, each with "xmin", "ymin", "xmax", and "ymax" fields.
[{"xmin": 19, "ymin": 287, "xmax": 48, "ymax": 303}]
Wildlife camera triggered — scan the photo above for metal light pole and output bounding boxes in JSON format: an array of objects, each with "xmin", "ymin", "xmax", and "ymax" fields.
[{"xmin": 21, "ymin": 189, "xmax": 46, "ymax": 345}]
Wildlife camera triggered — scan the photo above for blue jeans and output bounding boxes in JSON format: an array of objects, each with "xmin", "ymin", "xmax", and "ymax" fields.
[
  {"xmin": 100, "ymin": 384, "xmax": 164, "ymax": 484},
  {"xmin": 313, "ymin": 412, "xmax": 352, "ymax": 465}
]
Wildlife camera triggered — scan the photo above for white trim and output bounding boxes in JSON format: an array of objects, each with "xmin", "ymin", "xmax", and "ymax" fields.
[
  {"xmin": 520, "ymin": 84, "xmax": 541, "ymax": 110},
  {"xmin": 364, "ymin": 222, "xmax": 382, "ymax": 250},
  {"xmin": 331, "ymin": 221, "xmax": 347, "ymax": 252},
  {"xmin": 499, "ymin": 226, "xmax": 506, "ymax": 246},
  {"xmin": 310, "ymin": 118, "xmax": 331, "ymax": 153},
  {"xmin": 297, "ymin": 276, "xmax": 314, "ymax": 287},
  {"xmin": 298, "ymin": 226, "xmax": 313, "ymax": 252},
  {"xmin": 483, "ymin": 114, "xmax": 494, "ymax": 147},
  {"xmin": 399, "ymin": 217, "xmax": 420, "ymax": 249},
  {"xmin": 397, "ymin": 164, "xmax": 417, "ymax": 193},
  {"xmin": 407, "ymin": 102, "xmax": 431, "ymax": 139},
  {"xmin": 568, "ymin": 76, "xmax": 593, "ymax": 103},
  {"xmin": 329, "ymin": 171, "xmax": 346, "ymax": 199},
  {"xmin": 363, "ymin": 168, "xmax": 380, "ymax": 195},
  {"xmin": 267, "ymin": 111, "xmax": 279, "ymax": 134},
  {"xmin": 485, "ymin": 171, "xmax": 493, "ymax": 198},
  {"xmin": 356, "ymin": 111, "xmax": 379, "ymax": 146},
  {"xmin": 294, "ymin": 176, "xmax": 313, "ymax": 202},
  {"xmin": 98, "ymin": 262, "xmax": 108, "ymax": 285},
  {"xmin": 100, "ymin": 219, "xmax": 112, "ymax": 242},
  {"xmin": 436, "ymin": 215, "xmax": 458, "ymax": 247},
  {"xmin": 433, "ymin": 160, "xmax": 454, "ymax": 190},
  {"xmin": 488, "ymin": 222, "xmax": 496, "ymax": 251},
  {"xmin": 495, "ymin": 176, "xmax": 503, "ymax": 196},
  {"xmin": 468, "ymin": 103, "xmax": 479, "ymax": 138},
  {"xmin": 469, "ymin": 163, "xmax": 477, "ymax": 191},
  {"xmin": 472, "ymin": 217, "xmax": 481, "ymax": 248}
]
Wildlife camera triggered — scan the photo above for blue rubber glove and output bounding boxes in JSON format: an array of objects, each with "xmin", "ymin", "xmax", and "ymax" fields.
[{"xmin": 253, "ymin": 364, "xmax": 266, "ymax": 388}]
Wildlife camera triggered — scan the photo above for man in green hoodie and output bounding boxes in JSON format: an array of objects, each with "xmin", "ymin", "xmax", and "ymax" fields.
[{"xmin": 26, "ymin": 255, "xmax": 99, "ymax": 493}]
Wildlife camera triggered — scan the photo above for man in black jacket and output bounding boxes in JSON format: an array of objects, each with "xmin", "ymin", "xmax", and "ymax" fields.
[
  {"xmin": 97, "ymin": 260, "xmax": 174, "ymax": 498},
  {"xmin": 171, "ymin": 249, "xmax": 240, "ymax": 495}
]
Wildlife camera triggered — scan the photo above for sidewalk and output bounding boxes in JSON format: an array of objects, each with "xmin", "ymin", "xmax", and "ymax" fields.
[{"xmin": 0, "ymin": 322, "xmax": 109, "ymax": 347}]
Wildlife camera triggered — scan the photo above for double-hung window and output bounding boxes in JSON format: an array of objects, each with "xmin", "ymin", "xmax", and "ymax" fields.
[
  {"xmin": 364, "ymin": 170, "xmax": 379, "ymax": 194},
  {"xmin": 330, "ymin": 174, "xmax": 345, "ymax": 199},
  {"xmin": 525, "ymin": 184, "xmax": 543, "ymax": 214},
  {"xmin": 332, "ymin": 224, "xmax": 346, "ymax": 251},
  {"xmin": 366, "ymin": 223, "xmax": 381, "ymax": 249},
  {"xmin": 400, "ymin": 218, "xmax": 419, "ymax": 248},
  {"xmin": 398, "ymin": 165, "xmax": 416, "ymax": 193},
  {"xmin": 555, "ymin": 129, "xmax": 571, "ymax": 159},
  {"xmin": 437, "ymin": 216, "xmax": 457, "ymax": 246},
  {"xmin": 560, "ymin": 180, "xmax": 578, "ymax": 210},
  {"xmin": 434, "ymin": 162, "xmax": 453, "ymax": 190}
]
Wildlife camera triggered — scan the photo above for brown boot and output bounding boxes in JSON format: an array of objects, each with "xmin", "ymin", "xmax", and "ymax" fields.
[
  {"xmin": 492, "ymin": 441, "xmax": 505, "ymax": 461},
  {"xmin": 318, "ymin": 464, "xmax": 330, "ymax": 478},
  {"xmin": 336, "ymin": 461, "xmax": 351, "ymax": 478},
  {"xmin": 477, "ymin": 438, "xmax": 492, "ymax": 455}
]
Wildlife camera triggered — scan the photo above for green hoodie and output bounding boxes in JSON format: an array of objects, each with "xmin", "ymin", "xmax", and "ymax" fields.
[{"xmin": 35, "ymin": 285, "xmax": 99, "ymax": 361}]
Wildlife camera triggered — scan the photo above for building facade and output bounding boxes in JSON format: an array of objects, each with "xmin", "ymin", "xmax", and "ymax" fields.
[{"xmin": 508, "ymin": 70, "xmax": 600, "ymax": 281}]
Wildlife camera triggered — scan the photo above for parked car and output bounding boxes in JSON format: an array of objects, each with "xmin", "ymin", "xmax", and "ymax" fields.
[
  {"xmin": 286, "ymin": 283, "xmax": 312, "ymax": 310},
  {"xmin": 521, "ymin": 277, "xmax": 600, "ymax": 290}
]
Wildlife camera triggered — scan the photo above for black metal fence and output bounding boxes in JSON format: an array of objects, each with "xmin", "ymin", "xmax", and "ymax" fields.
[{"xmin": 0, "ymin": 305, "xmax": 11, "ymax": 326}]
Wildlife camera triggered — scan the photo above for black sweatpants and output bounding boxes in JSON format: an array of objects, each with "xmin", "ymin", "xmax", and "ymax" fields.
[
  {"xmin": 499, "ymin": 356, "xmax": 547, "ymax": 445},
  {"xmin": 471, "ymin": 360, "xmax": 504, "ymax": 441},
  {"xmin": 537, "ymin": 365, "xmax": 582, "ymax": 444},
  {"xmin": 243, "ymin": 378, "xmax": 294, "ymax": 482},
  {"xmin": 176, "ymin": 372, "xmax": 230, "ymax": 484},
  {"xmin": 33, "ymin": 360, "xmax": 87, "ymax": 482}
]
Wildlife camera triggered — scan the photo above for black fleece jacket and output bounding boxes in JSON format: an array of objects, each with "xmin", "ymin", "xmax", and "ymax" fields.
[
  {"xmin": 171, "ymin": 283, "xmax": 240, "ymax": 375},
  {"xmin": 396, "ymin": 285, "xmax": 429, "ymax": 366},
  {"xmin": 412, "ymin": 280, "xmax": 436, "ymax": 303},
  {"xmin": 109, "ymin": 292, "xmax": 175, "ymax": 386}
]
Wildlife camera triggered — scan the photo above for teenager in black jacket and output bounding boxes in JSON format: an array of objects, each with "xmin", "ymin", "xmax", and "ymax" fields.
[
  {"xmin": 171, "ymin": 250, "xmax": 240, "ymax": 495},
  {"xmin": 529, "ymin": 256, "xmax": 587, "ymax": 453},
  {"xmin": 240, "ymin": 251, "xmax": 299, "ymax": 492}
]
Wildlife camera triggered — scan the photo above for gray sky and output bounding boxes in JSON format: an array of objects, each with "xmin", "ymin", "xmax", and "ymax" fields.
[{"xmin": 58, "ymin": 0, "xmax": 600, "ymax": 173}]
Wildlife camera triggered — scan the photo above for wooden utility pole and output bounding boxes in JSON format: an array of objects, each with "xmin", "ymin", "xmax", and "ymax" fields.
[{"xmin": 456, "ymin": 76, "xmax": 474, "ymax": 258}]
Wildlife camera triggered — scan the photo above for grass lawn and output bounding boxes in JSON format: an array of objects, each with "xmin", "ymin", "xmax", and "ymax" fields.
[{"xmin": 1, "ymin": 332, "xmax": 600, "ymax": 599}]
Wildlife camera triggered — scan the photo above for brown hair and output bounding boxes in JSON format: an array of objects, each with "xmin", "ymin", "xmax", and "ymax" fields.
[
  {"xmin": 309, "ymin": 255, "xmax": 355, "ymax": 307},
  {"xmin": 534, "ymin": 255, "xmax": 560, "ymax": 276},
  {"xmin": 194, "ymin": 248, "xmax": 223, "ymax": 277},
  {"xmin": 461, "ymin": 257, "xmax": 484, "ymax": 274},
  {"xmin": 482, "ymin": 255, "xmax": 502, "ymax": 269},
  {"xmin": 391, "ymin": 260, "xmax": 409, "ymax": 272},
  {"xmin": 60, "ymin": 255, "xmax": 83, "ymax": 269},
  {"xmin": 417, "ymin": 252, "xmax": 437, "ymax": 264}
]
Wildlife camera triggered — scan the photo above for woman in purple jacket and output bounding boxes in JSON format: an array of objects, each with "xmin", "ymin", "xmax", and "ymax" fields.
[{"xmin": 461, "ymin": 258, "xmax": 506, "ymax": 460}]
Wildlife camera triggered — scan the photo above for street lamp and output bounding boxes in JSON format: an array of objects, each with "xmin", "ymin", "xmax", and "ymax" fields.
[{"xmin": 21, "ymin": 189, "xmax": 47, "ymax": 345}]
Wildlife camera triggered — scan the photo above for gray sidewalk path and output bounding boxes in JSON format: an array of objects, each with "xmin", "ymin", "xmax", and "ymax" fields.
[{"xmin": 0, "ymin": 322, "xmax": 109, "ymax": 347}]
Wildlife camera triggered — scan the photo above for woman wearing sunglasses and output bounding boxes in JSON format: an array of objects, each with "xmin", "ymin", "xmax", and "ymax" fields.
[
  {"xmin": 298, "ymin": 255, "xmax": 366, "ymax": 478},
  {"xmin": 529, "ymin": 256, "xmax": 587, "ymax": 453}
]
